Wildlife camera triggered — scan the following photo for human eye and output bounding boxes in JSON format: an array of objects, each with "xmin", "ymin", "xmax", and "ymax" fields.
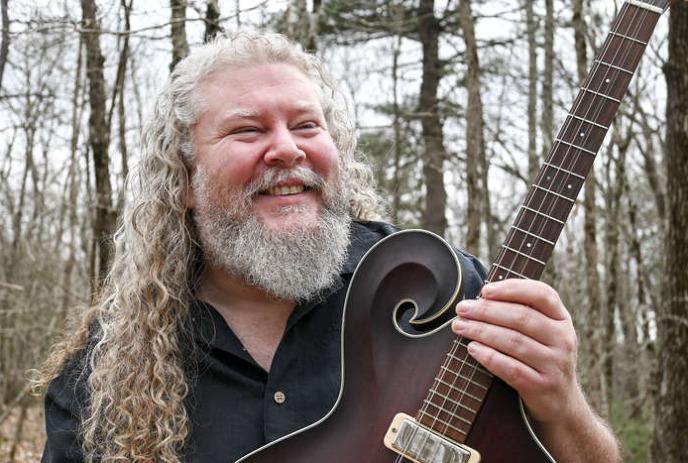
[
  {"xmin": 293, "ymin": 121, "xmax": 320, "ymax": 131},
  {"xmin": 221, "ymin": 126, "xmax": 261, "ymax": 140},
  {"xmin": 233, "ymin": 126, "xmax": 260, "ymax": 134}
]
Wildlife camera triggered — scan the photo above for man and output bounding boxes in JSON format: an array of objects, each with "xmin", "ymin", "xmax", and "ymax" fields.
[{"xmin": 41, "ymin": 32, "xmax": 619, "ymax": 462}]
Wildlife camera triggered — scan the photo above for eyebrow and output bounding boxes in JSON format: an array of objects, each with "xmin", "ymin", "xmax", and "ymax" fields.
[
  {"xmin": 223, "ymin": 108, "xmax": 260, "ymax": 119},
  {"xmin": 221, "ymin": 102, "xmax": 324, "ymax": 122}
]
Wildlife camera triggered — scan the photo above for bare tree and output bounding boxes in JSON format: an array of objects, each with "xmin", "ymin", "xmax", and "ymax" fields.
[
  {"xmin": 204, "ymin": 0, "xmax": 221, "ymax": 43},
  {"xmin": 652, "ymin": 2, "xmax": 688, "ymax": 461},
  {"xmin": 170, "ymin": 0, "xmax": 189, "ymax": 71},
  {"xmin": 0, "ymin": 0, "xmax": 9, "ymax": 92},
  {"xmin": 81, "ymin": 0, "xmax": 116, "ymax": 285},
  {"xmin": 573, "ymin": 0, "xmax": 604, "ymax": 414},
  {"xmin": 525, "ymin": 0, "xmax": 538, "ymax": 182},
  {"xmin": 418, "ymin": 0, "xmax": 448, "ymax": 236},
  {"xmin": 540, "ymin": 0, "xmax": 554, "ymax": 162},
  {"xmin": 459, "ymin": 0, "xmax": 484, "ymax": 256}
]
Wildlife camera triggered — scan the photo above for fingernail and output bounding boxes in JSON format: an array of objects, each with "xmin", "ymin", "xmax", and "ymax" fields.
[
  {"xmin": 467, "ymin": 342, "xmax": 479, "ymax": 355},
  {"xmin": 457, "ymin": 299, "xmax": 475, "ymax": 314},
  {"xmin": 481, "ymin": 283, "xmax": 494, "ymax": 297},
  {"xmin": 453, "ymin": 319, "xmax": 469, "ymax": 332}
]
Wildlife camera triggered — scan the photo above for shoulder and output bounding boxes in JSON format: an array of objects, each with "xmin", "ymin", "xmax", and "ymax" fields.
[
  {"xmin": 45, "ymin": 344, "xmax": 91, "ymax": 422},
  {"xmin": 43, "ymin": 348, "xmax": 90, "ymax": 461},
  {"xmin": 344, "ymin": 221, "xmax": 487, "ymax": 298}
]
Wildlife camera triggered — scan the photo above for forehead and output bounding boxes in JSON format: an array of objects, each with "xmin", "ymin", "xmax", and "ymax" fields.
[{"xmin": 196, "ymin": 63, "xmax": 325, "ymax": 114}]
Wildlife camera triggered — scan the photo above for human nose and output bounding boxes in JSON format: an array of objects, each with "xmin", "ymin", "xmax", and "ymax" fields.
[{"xmin": 263, "ymin": 126, "xmax": 306, "ymax": 167}]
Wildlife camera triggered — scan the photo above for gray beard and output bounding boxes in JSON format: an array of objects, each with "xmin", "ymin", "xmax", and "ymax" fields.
[{"xmin": 192, "ymin": 167, "xmax": 352, "ymax": 302}]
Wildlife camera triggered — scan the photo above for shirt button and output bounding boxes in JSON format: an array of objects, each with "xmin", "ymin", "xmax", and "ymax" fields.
[{"xmin": 273, "ymin": 391, "xmax": 286, "ymax": 405}]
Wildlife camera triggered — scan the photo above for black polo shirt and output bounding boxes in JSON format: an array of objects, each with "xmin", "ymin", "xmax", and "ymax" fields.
[{"xmin": 42, "ymin": 221, "xmax": 486, "ymax": 463}]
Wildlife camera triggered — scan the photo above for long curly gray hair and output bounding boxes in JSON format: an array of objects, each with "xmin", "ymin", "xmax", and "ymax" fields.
[{"xmin": 40, "ymin": 31, "xmax": 384, "ymax": 462}]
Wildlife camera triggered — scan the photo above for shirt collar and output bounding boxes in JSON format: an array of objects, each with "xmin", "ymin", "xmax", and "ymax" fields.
[{"xmin": 189, "ymin": 220, "xmax": 381, "ymax": 353}]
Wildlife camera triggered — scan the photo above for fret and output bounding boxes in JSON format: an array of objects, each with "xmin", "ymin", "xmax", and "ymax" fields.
[
  {"xmin": 502, "ymin": 244, "xmax": 547, "ymax": 266},
  {"xmin": 533, "ymin": 184, "xmax": 576, "ymax": 204},
  {"xmin": 493, "ymin": 263, "xmax": 529, "ymax": 280},
  {"xmin": 626, "ymin": 0, "xmax": 664, "ymax": 14},
  {"xmin": 581, "ymin": 86, "xmax": 621, "ymax": 104},
  {"xmin": 510, "ymin": 225, "xmax": 555, "ymax": 246},
  {"xmin": 428, "ymin": 388, "xmax": 479, "ymax": 414},
  {"xmin": 594, "ymin": 59, "xmax": 634, "ymax": 76},
  {"xmin": 417, "ymin": 410, "xmax": 468, "ymax": 436},
  {"xmin": 609, "ymin": 30, "xmax": 648, "ymax": 46},
  {"xmin": 569, "ymin": 114, "xmax": 609, "ymax": 130},
  {"xmin": 520, "ymin": 205, "xmax": 565, "ymax": 225},
  {"xmin": 543, "ymin": 162, "xmax": 586, "ymax": 181},
  {"xmin": 554, "ymin": 138, "xmax": 597, "ymax": 156},
  {"xmin": 452, "ymin": 338, "xmax": 470, "ymax": 349},
  {"xmin": 422, "ymin": 400, "xmax": 474, "ymax": 425},
  {"xmin": 440, "ymin": 366, "xmax": 489, "ymax": 390},
  {"xmin": 435, "ymin": 378, "xmax": 483, "ymax": 403},
  {"xmin": 446, "ymin": 352, "xmax": 494, "ymax": 379}
]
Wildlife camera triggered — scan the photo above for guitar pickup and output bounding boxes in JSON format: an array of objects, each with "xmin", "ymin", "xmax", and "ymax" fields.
[{"xmin": 383, "ymin": 413, "xmax": 481, "ymax": 463}]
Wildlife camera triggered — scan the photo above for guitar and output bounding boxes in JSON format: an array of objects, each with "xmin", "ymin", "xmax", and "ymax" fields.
[{"xmin": 237, "ymin": 1, "xmax": 672, "ymax": 461}]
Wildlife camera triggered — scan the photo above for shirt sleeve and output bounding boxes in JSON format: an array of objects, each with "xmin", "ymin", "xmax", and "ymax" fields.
[{"xmin": 42, "ymin": 357, "xmax": 88, "ymax": 462}]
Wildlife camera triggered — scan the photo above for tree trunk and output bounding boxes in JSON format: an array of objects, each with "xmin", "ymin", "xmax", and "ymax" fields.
[
  {"xmin": 573, "ymin": 0, "xmax": 604, "ymax": 415},
  {"xmin": 0, "ymin": 0, "xmax": 9, "ymax": 92},
  {"xmin": 390, "ymin": 33, "xmax": 402, "ymax": 224},
  {"xmin": 204, "ymin": 0, "xmax": 221, "ymax": 43},
  {"xmin": 170, "ymin": 0, "xmax": 189, "ymax": 71},
  {"xmin": 111, "ymin": 0, "xmax": 132, "ymax": 212},
  {"xmin": 603, "ymin": 125, "xmax": 631, "ymax": 419},
  {"xmin": 306, "ymin": 0, "xmax": 321, "ymax": 52},
  {"xmin": 459, "ymin": 0, "xmax": 484, "ymax": 257},
  {"xmin": 540, "ymin": 0, "xmax": 558, "ymax": 286},
  {"xmin": 540, "ymin": 0, "xmax": 554, "ymax": 160},
  {"xmin": 418, "ymin": 0, "xmax": 447, "ymax": 237},
  {"xmin": 623, "ymin": 174, "xmax": 653, "ymax": 418},
  {"xmin": 652, "ymin": 3, "xmax": 688, "ymax": 462},
  {"xmin": 525, "ymin": 0, "xmax": 538, "ymax": 182},
  {"xmin": 60, "ymin": 38, "xmax": 84, "ymax": 326},
  {"xmin": 81, "ymin": 0, "xmax": 116, "ymax": 286}
]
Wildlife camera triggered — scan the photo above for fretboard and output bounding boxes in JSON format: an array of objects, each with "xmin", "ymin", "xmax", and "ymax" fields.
[{"xmin": 416, "ymin": 0, "xmax": 669, "ymax": 443}]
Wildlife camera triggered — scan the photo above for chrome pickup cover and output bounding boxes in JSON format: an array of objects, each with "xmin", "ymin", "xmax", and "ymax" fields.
[{"xmin": 383, "ymin": 413, "xmax": 481, "ymax": 463}]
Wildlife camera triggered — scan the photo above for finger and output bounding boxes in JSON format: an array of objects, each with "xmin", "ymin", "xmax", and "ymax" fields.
[
  {"xmin": 480, "ymin": 279, "xmax": 569, "ymax": 321},
  {"xmin": 455, "ymin": 298, "xmax": 565, "ymax": 347},
  {"xmin": 464, "ymin": 340, "xmax": 545, "ymax": 394},
  {"xmin": 452, "ymin": 317, "xmax": 554, "ymax": 374}
]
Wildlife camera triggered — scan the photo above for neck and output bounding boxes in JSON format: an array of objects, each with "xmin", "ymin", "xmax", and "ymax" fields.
[
  {"xmin": 199, "ymin": 264, "xmax": 294, "ymax": 309},
  {"xmin": 198, "ymin": 264, "xmax": 295, "ymax": 371}
]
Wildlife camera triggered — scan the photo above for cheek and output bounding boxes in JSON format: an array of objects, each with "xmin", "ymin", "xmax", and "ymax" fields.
[
  {"xmin": 214, "ymin": 145, "xmax": 259, "ymax": 187},
  {"xmin": 310, "ymin": 138, "xmax": 341, "ymax": 179}
]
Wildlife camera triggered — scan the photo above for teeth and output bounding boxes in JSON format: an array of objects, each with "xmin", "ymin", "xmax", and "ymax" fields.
[{"xmin": 266, "ymin": 184, "xmax": 305, "ymax": 196}]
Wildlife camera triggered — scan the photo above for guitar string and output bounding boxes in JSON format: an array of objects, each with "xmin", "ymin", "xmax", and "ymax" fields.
[
  {"xmin": 418, "ymin": 1, "xmax": 651, "ymax": 455},
  {"xmin": 393, "ymin": 3, "xmax": 653, "ymax": 461},
  {"xmin": 505, "ymin": 2, "xmax": 649, "ymax": 289}
]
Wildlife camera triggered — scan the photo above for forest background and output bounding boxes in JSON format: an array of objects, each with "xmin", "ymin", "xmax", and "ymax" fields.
[{"xmin": 0, "ymin": 0, "xmax": 686, "ymax": 462}]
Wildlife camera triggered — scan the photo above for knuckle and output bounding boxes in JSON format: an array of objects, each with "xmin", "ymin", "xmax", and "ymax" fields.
[
  {"xmin": 514, "ymin": 309, "xmax": 531, "ymax": 330},
  {"xmin": 563, "ymin": 332, "xmax": 577, "ymax": 353},
  {"xmin": 544, "ymin": 291, "xmax": 561, "ymax": 310},
  {"xmin": 505, "ymin": 363, "xmax": 523, "ymax": 385},
  {"xmin": 508, "ymin": 333, "xmax": 525, "ymax": 355}
]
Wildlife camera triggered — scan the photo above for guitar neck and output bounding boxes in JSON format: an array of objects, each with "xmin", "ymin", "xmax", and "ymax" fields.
[
  {"xmin": 487, "ymin": 0, "xmax": 667, "ymax": 283},
  {"xmin": 416, "ymin": 0, "xmax": 669, "ymax": 445}
]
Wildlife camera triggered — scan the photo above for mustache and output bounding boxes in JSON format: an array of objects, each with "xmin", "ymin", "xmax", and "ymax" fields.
[{"xmin": 244, "ymin": 167, "xmax": 327, "ymax": 198}]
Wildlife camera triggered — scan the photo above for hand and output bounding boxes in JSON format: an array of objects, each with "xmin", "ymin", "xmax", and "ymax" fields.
[{"xmin": 451, "ymin": 279, "xmax": 584, "ymax": 424}]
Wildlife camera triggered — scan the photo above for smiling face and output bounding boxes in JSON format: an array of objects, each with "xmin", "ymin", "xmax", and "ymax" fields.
[
  {"xmin": 189, "ymin": 63, "xmax": 342, "ymax": 231},
  {"xmin": 188, "ymin": 62, "xmax": 352, "ymax": 300}
]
